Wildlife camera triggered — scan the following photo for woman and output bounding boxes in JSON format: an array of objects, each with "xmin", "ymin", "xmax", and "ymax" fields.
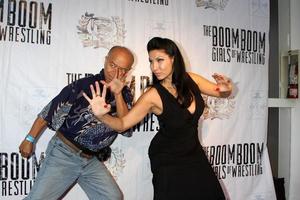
[{"xmin": 84, "ymin": 37, "xmax": 232, "ymax": 199}]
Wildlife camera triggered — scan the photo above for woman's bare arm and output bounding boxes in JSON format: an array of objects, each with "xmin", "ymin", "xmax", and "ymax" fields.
[
  {"xmin": 188, "ymin": 72, "xmax": 232, "ymax": 98},
  {"xmin": 84, "ymin": 82, "xmax": 161, "ymax": 132}
]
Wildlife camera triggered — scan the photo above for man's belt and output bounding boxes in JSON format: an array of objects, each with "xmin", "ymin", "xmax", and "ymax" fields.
[{"xmin": 56, "ymin": 132, "xmax": 94, "ymax": 159}]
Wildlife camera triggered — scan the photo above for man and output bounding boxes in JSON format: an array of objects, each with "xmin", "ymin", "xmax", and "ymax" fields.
[{"xmin": 19, "ymin": 46, "xmax": 134, "ymax": 200}]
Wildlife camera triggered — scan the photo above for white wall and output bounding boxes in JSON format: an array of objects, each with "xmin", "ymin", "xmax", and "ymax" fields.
[
  {"xmin": 277, "ymin": 0, "xmax": 300, "ymax": 199},
  {"xmin": 290, "ymin": 0, "xmax": 300, "ymax": 50},
  {"xmin": 288, "ymin": 1, "xmax": 300, "ymax": 199},
  {"xmin": 288, "ymin": 2, "xmax": 300, "ymax": 197}
]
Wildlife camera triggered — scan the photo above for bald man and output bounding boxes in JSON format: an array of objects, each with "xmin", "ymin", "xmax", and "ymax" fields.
[{"xmin": 19, "ymin": 46, "xmax": 134, "ymax": 200}]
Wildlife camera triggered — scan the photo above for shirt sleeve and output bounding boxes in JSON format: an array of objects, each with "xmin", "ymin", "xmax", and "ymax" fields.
[{"xmin": 37, "ymin": 82, "xmax": 78, "ymax": 131}]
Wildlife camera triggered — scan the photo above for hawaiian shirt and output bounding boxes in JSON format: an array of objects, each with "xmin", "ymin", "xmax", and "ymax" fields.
[{"xmin": 38, "ymin": 69, "xmax": 133, "ymax": 152}]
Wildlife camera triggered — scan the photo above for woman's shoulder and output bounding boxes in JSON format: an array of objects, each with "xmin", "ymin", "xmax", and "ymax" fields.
[
  {"xmin": 137, "ymin": 86, "xmax": 163, "ymax": 114},
  {"xmin": 136, "ymin": 86, "xmax": 161, "ymax": 103},
  {"xmin": 143, "ymin": 85, "xmax": 160, "ymax": 96}
]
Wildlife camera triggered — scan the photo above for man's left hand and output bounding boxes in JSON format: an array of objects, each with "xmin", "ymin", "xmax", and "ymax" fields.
[{"xmin": 106, "ymin": 68, "xmax": 127, "ymax": 95}]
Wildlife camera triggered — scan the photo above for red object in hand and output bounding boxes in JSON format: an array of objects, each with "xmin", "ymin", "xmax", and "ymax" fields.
[{"xmin": 215, "ymin": 87, "xmax": 220, "ymax": 91}]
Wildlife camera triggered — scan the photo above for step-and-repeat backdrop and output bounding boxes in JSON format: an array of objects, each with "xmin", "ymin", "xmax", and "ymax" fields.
[{"xmin": 0, "ymin": 0, "xmax": 275, "ymax": 199}]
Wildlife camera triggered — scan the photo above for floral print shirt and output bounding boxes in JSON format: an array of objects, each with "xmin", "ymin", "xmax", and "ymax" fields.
[{"xmin": 38, "ymin": 69, "xmax": 133, "ymax": 152}]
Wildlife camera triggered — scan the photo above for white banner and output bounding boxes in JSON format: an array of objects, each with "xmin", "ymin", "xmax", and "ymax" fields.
[{"xmin": 0, "ymin": 0, "xmax": 275, "ymax": 199}]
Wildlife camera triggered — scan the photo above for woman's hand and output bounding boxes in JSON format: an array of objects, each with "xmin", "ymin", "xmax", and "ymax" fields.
[
  {"xmin": 212, "ymin": 73, "xmax": 232, "ymax": 97},
  {"xmin": 83, "ymin": 81, "xmax": 111, "ymax": 119}
]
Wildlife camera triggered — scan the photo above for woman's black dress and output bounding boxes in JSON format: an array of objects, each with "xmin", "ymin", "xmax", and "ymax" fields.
[{"xmin": 149, "ymin": 77, "xmax": 225, "ymax": 200}]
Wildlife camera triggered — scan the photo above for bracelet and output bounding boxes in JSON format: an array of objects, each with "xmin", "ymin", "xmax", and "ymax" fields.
[{"xmin": 25, "ymin": 135, "xmax": 35, "ymax": 143}]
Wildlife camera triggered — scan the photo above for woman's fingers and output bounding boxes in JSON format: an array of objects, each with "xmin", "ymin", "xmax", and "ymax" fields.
[
  {"xmin": 82, "ymin": 92, "xmax": 91, "ymax": 103},
  {"xmin": 95, "ymin": 81, "xmax": 101, "ymax": 96},
  {"xmin": 90, "ymin": 84, "xmax": 96, "ymax": 98},
  {"xmin": 83, "ymin": 81, "xmax": 109, "ymax": 103},
  {"xmin": 213, "ymin": 73, "xmax": 230, "ymax": 84},
  {"xmin": 102, "ymin": 84, "xmax": 107, "ymax": 98}
]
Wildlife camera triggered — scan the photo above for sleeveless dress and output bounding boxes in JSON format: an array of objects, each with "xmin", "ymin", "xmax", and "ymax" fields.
[{"xmin": 149, "ymin": 76, "xmax": 225, "ymax": 200}]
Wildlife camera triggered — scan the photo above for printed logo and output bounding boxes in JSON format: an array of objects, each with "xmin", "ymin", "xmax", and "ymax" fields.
[
  {"xmin": 195, "ymin": 0, "xmax": 229, "ymax": 10},
  {"xmin": 202, "ymin": 95, "xmax": 235, "ymax": 120},
  {"xmin": 251, "ymin": 0, "xmax": 268, "ymax": 17},
  {"xmin": 254, "ymin": 195, "xmax": 265, "ymax": 200},
  {"xmin": 203, "ymin": 142, "xmax": 264, "ymax": 179},
  {"xmin": 249, "ymin": 90, "xmax": 267, "ymax": 119},
  {"xmin": 146, "ymin": 21, "xmax": 174, "ymax": 42},
  {"xmin": 0, "ymin": 0, "xmax": 52, "ymax": 45},
  {"xmin": 21, "ymin": 87, "xmax": 57, "ymax": 128},
  {"xmin": 77, "ymin": 12, "xmax": 125, "ymax": 49},
  {"xmin": 128, "ymin": 0, "xmax": 169, "ymax": 6},
  {"xmin": 203, "ymin": 25, "xmax": 266, "ymax": 65},
  {"xmin": 105, "ymin": 147, "xmax": 126, "ymax": 180},
  {"xmin": 0, "ymin": 152, "xmax": 44, "ymax": 197}
]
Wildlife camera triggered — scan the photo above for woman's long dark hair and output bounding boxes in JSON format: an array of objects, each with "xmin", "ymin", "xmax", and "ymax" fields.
[{"xmin": 147, "ymin": 37, "xmax": 196, "ymax": 108}]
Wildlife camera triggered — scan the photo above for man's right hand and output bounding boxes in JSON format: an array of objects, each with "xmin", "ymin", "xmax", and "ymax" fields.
[{"xmin": 19, "ymin": 140, "xmax": 34, "ymax": 158}]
